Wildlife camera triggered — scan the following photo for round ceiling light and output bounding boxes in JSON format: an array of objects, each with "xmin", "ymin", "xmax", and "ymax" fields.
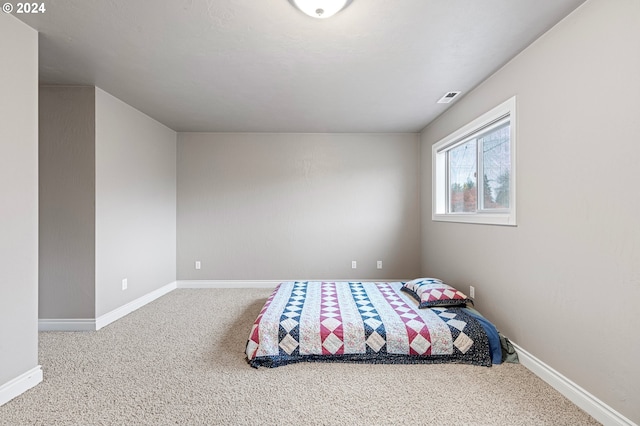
[{"xmin": 289, "ymin": 0, "xmax": 353, "ymax": 19}]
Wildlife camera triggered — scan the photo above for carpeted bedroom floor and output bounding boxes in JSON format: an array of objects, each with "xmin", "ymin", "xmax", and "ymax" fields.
[{"xmin": 0, "ymin": 288, "xmax": 600, "ymax": 425}]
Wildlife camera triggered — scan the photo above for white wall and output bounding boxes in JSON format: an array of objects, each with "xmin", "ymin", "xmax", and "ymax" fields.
[
  {"xmin": 0, "ymin": 13, "xmax": 40, "ymax": 399},
  {"xmin": 178, "ymin": 133, "xmax": 421, "ymax": 280},
  {"xmin": 95, "ymin": 88, "xmax": 177, "ymax": 316},
  {"xmin": 420, "ymin": 0, "xmax": 639, "ymax": 422},
  {"xmin": 39, "ymin": 86, "xmax": 96, "ymax": 319}
]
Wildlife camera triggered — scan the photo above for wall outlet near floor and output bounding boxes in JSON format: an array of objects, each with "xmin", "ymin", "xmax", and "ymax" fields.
[
  {"xmin": 195, "ymin": 261, "xmax": 201, "ymax": 270},
  {"xmin": 376, "ymin": 260, "xmax": 382, "ymax": 269},
  {"xmin": 122, "ymin": 278, "xmax": 128, "ymax": 291},
  {"xmin": 469, "ymin": 285, "xmax": 475, "ymax": 299},
  {"xmin": 351, "ymin": 260, "xmax": 357, "ymax": 269}
]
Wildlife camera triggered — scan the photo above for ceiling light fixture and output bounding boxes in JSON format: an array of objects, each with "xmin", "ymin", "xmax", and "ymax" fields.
[{"xmin": 289, "ymin": 0, "xmax": 353, "ymax": 19}]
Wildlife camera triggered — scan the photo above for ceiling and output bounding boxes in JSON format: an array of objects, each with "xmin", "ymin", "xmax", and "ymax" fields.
[{"xmin": 16, "ymin": 0, "xmax": 586, "ymax": 133}]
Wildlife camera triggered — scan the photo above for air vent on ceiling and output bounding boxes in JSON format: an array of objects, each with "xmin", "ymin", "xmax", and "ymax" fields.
[{"xmin": 437, "ymin": 91, "xmax": 462, "ymax": 104}]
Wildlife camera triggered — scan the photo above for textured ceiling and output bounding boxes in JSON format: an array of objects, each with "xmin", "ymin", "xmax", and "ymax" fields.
[{"xmin": 16, "ymin": 0, "xmax": 586, "ymax": 132}]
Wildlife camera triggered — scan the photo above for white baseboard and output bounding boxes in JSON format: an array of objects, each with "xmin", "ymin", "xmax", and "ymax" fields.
[
  {"xmin": 43, "ymin": 280, "xmax": 373, "ymax": 330},
  {"xmin": 0, "ymin": 366, "xmax": 43, "ymax": 406},
  {"xmin": 177, "ymin": 280, "xmax": 281, "ymax": 289},
  {"xmin": 176, "ymin": 279, "xmax": 411, "ymax": 289},
  {"xmin": 39, "ymin": 281, "xmax": 178, "ymax": 331},
  {"xmin": 38, "ymin": 318, "xmax": 96, "ymax": 332},
  {"xmin": 512, "ymin": 343, "xmax": 636, "ymax": 426},
  {"xmin": 96, "ymin": 281, "xmax": 177, "ymax": 330}
]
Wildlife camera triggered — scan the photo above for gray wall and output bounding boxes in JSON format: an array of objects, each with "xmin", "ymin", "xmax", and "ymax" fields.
[
  {"xmin": 39, "ymin": 87, "xmax": 96, "ymax": 319},
  {"xmin": 420, "ymin": 0, "xmax": 639, "ymax": 422},
  {"xmin": 0, "ymin": 13, "xmax": 39, "ymax": 386},
  {"xmin": 38, "ymin": 86, "xmax": 177, "ymax": 320},
  {"xmin": 95, "ymin": 88, "xmax": 177, "ymax": 317},
  {"xmin": 178, "ymin": 133, "xmax": 421, "ymax": 280}
]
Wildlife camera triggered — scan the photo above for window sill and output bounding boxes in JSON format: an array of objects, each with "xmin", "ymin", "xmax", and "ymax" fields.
[{"xmin": 432, "ymin": 213, "xmax": 516, "ymax": 226}]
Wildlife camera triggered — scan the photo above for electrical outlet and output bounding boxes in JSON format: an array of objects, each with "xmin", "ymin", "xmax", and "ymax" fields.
[
  {"xmin": 469, "ymin": 285, "xmax": 475, "ymax": 299},
  {"xmin": 122, "ymin": 278, "xmax": 128, "ymax": 291},
  {"xmin": 351, "ymin": 260, "xmax": 357, "ymax": 269},
  {"xmin": 195, "ymin": 261, "xmax": 201, "ymax": 270},
  {"xmin": 377, "ymin": 260, "xmax": 382, "ymax": 269}
]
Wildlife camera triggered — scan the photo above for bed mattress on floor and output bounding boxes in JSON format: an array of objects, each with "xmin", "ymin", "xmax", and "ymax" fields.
[{"xmin": 246, "ymin": 281, "xmax": 492, "ymax": 368}]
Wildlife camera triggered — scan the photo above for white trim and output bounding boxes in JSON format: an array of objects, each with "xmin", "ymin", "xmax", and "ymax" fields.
[
  {"xmin": 95, "ymin": 281, "xmax": 177, "ymax": 330},
  {"xmin": 512, "ymin": 343, "xmax": 636, "ymax": 426},
  {"xmin": 432, "ymin": 212, "xmax": 515, "ymax": 226},
  {"xmin": 39, "ymin": 318, "xmax": 96, "ymax": 332},
  {"xmin": 39, "ymin": 280, "xmax": 413, "ymax": 331},
  {"xmin": 39, "ymin": 281, "xmax": 178, "ymax": 331},
  {"xmin": 177, "ymin": 279, "xmax": 412, "ymax": 289},
  {"xmin": 0, "ymin": 366, "xmax": 43, "ymax": 406},
  {"xmin": 177, "ymin": 280, "xmax": 281, "ymax": 289}
]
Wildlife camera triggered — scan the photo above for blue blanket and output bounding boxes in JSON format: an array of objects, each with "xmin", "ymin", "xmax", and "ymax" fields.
[{"xmin": 463, "ymin": 307, "xmax": 502, "ymax": 364}]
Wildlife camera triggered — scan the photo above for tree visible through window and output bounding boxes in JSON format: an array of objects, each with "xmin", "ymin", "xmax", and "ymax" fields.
[
  {"xmin": 448, "ymin": 139, "xmax": 476, "ymax": 212},
  {"xmin": 479, "ymin": 122, "xmax": 510, "ymax": 210}
]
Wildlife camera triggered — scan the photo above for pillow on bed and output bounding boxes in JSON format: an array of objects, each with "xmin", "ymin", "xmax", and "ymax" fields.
[{"xmin": 401, "ymin": 278, "xmax": 468, "ymax": 308}]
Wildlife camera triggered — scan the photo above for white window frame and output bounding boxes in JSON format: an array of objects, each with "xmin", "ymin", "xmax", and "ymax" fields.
[{"xmin": 432, "ymin": 96, "xmax": 516, "ymax": 226}]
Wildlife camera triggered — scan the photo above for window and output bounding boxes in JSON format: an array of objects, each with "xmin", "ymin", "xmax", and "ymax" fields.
[{"xmin": 432, "ymin": 96, "xmax": 516, "ymax": 226}]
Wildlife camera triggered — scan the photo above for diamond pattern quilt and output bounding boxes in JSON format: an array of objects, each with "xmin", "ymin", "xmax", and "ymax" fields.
[{"xmin": 246, "ymin": 281, "xmax": 492, "ymax": 368}]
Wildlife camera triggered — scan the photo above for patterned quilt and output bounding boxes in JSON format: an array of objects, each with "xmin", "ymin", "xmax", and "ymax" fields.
[{"xmin": 246, "ymin": 281, "xmax": 491, "ymax": 368}]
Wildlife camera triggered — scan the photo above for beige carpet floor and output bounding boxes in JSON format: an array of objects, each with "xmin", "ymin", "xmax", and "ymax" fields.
[{"xmin": 0, "ymin": 289, "xmax": 600, "ymax": 425}]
